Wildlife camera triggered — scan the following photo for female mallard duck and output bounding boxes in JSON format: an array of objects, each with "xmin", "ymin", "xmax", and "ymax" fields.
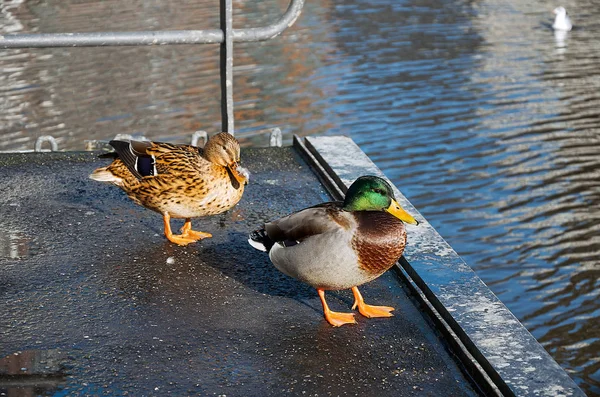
[
  {"xmin": 90, "ymin": 132, "xmax": 249, "ymax": 246},
  {"xmin": 248, "ymin": 175, "xmax": 418, "ymax": 327}
]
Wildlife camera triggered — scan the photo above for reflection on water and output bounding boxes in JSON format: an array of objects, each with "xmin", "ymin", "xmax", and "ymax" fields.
[
  {"xmin": 0, "ymin": 229, "xmax": 35, "ymax": 259},
  {"xmin": 0, "ymin": 349, "xmax": 66, "ymax": 396},
  {"xmin": 554, "ymin": 29, "xmax": 568, "ymax": 53},
  {"xmin": 0, "ymin": 0, "xmax": 599, "ymax": 393}
]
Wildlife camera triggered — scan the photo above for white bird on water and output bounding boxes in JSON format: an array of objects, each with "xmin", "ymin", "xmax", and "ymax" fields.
[{"xmin": 553, "ymin": 6, "xmax": 572, "ymax": 31}]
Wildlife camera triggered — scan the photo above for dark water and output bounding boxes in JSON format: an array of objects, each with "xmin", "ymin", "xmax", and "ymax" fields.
[{"xmin": 1, "ymin": 0, "xmax": 599, "ymax": 394}]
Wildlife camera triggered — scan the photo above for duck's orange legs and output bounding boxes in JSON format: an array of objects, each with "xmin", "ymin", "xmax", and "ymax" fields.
[
  {"xmin": 162, "ymin": 214, "xmax": 209, "ymax": 246},
  {"xmin": 317, "ymin": 289, "xmax": 356, "ymax": 327},
  {"xmin": 351, "ymin": 286, "xmax": 394, "ymax": 318},
  {"xmin": 180, "ymin": 218, "xmax": 212, "ymax": 240}
]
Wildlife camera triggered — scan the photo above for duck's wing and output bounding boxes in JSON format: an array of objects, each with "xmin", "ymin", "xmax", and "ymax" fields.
[
  {"xmin": 146, "ymin": 142, "xmax": 201, "ymax": 157},
  {"xmin": 109, "ymin": 140, "xmax": 207, "ymax": 179},
  {"xmin": 108, "ymin": 140, "xmax": 154, "ymax": 180},
  {"xmin": 265, "ymin": 202, "xmax": 348, "ymax": 244},
  {"xmin": 145, "ymin": 142, "xmax": 206, "ymax": 176}
]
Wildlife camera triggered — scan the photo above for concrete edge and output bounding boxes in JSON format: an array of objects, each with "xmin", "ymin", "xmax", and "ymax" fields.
[{"xmin": 298, "ymin": 135, "xmax": 585, "ymax": 397}]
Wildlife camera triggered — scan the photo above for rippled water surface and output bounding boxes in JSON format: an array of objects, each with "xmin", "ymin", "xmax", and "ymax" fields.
[{"xmin": 1, "ymin": 0, "xmax": 599, "ymax": 394}]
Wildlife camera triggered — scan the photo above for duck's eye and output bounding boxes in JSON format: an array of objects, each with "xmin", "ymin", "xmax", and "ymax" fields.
[{"xmin": 372, "ymin": 188, "xmax": 385, "ymax": 195}]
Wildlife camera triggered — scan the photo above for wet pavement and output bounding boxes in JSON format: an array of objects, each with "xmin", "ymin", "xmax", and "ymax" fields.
[{"xmin": 0, "ymin": 147, "xmax": 479, "ymax": 396}]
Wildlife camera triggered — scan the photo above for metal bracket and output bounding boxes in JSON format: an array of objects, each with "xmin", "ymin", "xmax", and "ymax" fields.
[
  {"xmin": 269, "ymin": 128, "xmax": 283, "ymax": 147},
  {"xmin": 191, "ymin": 130, "xmax": 208, "ymax": 147},
  {"xmin": 34, "ymin": 136, "xmax": 58, "ymax": 152}
]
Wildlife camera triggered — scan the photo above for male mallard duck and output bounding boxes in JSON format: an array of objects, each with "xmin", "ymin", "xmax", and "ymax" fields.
[
  {"xmin": 90, "ymin": 132, "xmax": 249, "ymax": 246},
  {"xmin": 553, "ymin": 6, "xmax": 572, "ymax": 31},
  {"xmin": 248, "ymin": 175, "xmax": 418, "ymax": 327}
]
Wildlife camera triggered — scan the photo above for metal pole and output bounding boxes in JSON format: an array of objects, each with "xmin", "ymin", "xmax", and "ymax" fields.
[{"xmin": 220, "ymin": 0, "xmax": 234, "ymax": 134}]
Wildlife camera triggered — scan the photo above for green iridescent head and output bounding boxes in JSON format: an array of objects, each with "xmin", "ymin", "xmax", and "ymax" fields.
[{"xmin": 343, "ymin": 176, "xmax": 418, "ymax": 225}]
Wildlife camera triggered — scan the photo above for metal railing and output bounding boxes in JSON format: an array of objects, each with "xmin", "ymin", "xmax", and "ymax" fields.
[{"xmin": 0, "ymin": 0, "xmax": 304, "ymax": 138}]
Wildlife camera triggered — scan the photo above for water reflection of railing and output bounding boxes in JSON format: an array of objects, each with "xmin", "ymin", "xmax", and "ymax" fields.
[{"xmin": 0, "ymin": 0, "xmax": 305, "ymax": 136}]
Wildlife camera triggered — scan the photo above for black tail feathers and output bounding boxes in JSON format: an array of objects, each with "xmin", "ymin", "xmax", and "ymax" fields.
[{"xmin": 248, "ymin": 229, "xmax": 275, "ymax": 252}]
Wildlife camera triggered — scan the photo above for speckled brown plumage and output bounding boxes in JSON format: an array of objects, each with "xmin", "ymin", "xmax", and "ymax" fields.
[{"xmin": 90, "ymin": 132, "xmax": 249, "ymax": 246}]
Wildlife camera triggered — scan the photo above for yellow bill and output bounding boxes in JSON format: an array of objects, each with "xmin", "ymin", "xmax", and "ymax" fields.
[{"xmin": 387, "ymin": 199, "xmax": 419, "ymax": 225}]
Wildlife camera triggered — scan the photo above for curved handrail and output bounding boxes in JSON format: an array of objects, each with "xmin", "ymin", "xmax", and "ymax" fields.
[
  {"xmin": 0, "ymin": 0, "xmax": 304, "ymax": 48},
  {"xmin": 0, "ymin": 30, "xmax": 224, "ymax": 48},
  {"xmin": 233, "ymin": 0, "xmax": 304, "ymax": 42}
]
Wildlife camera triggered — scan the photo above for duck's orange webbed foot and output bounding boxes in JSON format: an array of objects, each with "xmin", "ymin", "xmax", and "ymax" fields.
[
  {"xmin": 180, "ymin": 219, "xmax": 212, "ymax": 240},
  {"xmin": 351, "ymin": 287, "xmax": 394, "ymax": 318},
  {"xmin": 165, "ymin": 233, "xmax": 199, "ymax": 246},
  {"xmin": 324, "ymin": 309, "xmax": 357, "ymax": 327},
  {"xmin": 162, "ymin": 214, "xmax": 205, "ymax": 246},
  {"xmin": 318, "ymin": 289, "xmax": 356, "ymax": 327}
]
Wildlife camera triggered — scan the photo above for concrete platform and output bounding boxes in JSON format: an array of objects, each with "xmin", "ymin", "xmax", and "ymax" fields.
[{"xmin": 0, "ymin": 146, "xmax": 480, "ymax": 396}]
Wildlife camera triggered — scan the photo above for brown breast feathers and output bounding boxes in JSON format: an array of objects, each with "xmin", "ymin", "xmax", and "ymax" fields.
[{"xmin": 351, "ymin": 211, "xmax": 407, "ymax": 275}]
